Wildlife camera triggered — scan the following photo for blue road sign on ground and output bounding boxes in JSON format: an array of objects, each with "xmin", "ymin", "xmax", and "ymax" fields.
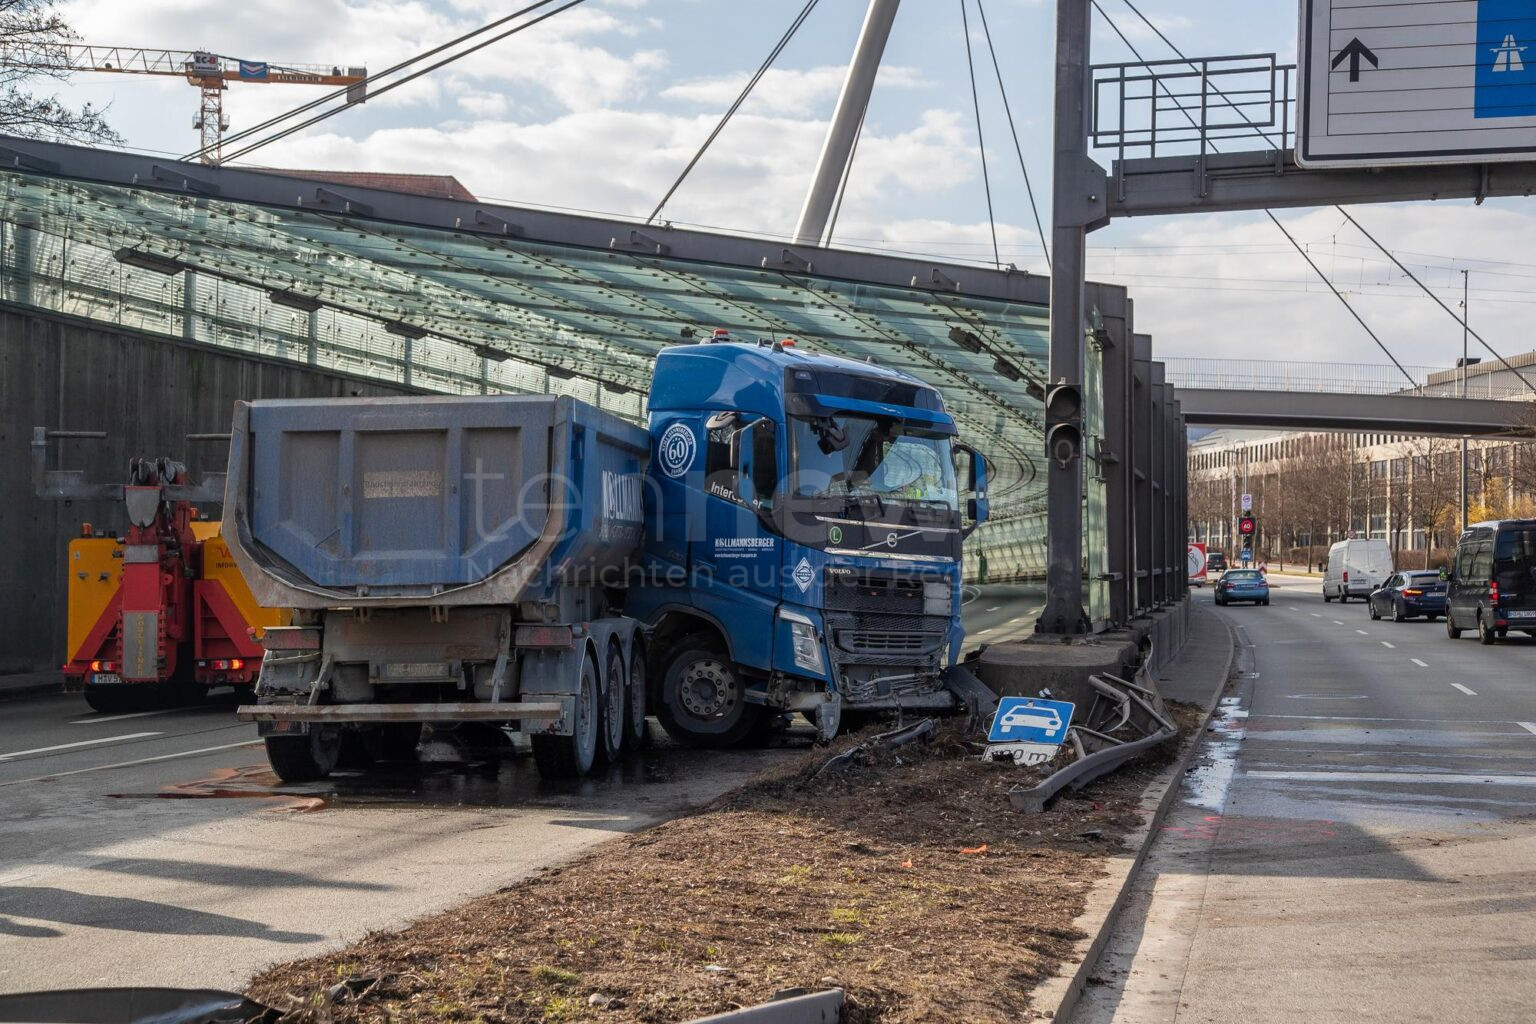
[
  {"xmin": 1477, "ymin": 0, "xmax": 1536, "ymax": 118},
  {"xmin": 988, "ymin": 697, "xmax": 1074, "ymax": 745}
]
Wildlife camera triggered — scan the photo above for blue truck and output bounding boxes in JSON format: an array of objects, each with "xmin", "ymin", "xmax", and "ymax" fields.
[{"xmin": 228, "ymin": 335, "xmax": 990, "ymax": 781}]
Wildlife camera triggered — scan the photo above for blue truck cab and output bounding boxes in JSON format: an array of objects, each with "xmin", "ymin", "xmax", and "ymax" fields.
[{"xmin": 626, "ymin": 336, "xmax": 989, "ymax": 745}]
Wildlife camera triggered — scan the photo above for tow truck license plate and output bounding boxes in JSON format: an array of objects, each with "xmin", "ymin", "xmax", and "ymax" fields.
[{"xmin": 91, "ymin": 672, "xmax": 123, "ymax": 685}]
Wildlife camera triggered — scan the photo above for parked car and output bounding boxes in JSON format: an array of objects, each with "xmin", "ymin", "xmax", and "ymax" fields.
[
  {"xmin": 1368, "ymin": 571, "xmax": 1447, "ymax": 622},
  {"xmin": 1206, "ymin": 550, "xmax": 1229, "ymax": 575},
  {"xmin": 1445, "ymin": 519, "xmax": 1536, "ymax": 644},
  {"xmin": 1216, "ymin": 568, "xmax": 1270, "ymax": 606},
  {"xmin": 1323, "ymin": 538, "xmax": 1393, "ymax": 603}
]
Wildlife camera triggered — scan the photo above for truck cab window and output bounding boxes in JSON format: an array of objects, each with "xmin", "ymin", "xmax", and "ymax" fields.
[{"xmin": 705, "ymin": 422, "xmax": 738, "ymax": 502}]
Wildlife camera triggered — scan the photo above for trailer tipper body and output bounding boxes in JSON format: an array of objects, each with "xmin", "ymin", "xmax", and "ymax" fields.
[{"xmin": 229, "ymin": 338, "xmax": 990, "ymax": 780}]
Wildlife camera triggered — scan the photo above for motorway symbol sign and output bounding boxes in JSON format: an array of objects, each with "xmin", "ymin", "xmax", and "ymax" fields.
[{"xmin": 1300, "ymin": 0, "xmax": 1536, "ymax": 167}]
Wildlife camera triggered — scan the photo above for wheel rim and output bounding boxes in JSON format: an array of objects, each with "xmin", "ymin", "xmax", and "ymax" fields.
[
  {"xmin": 574, "ymin": 660, "xmax": 597, "ymax": 766},
  {"xmin": 628, "ymin": 652, "xmax": 647, "ymax": 736},
  {"xmin": 677, "ymin": 657, "xmax": 738, "ymax": 721},
  {"xmin": 605, "ymin": 648, "xmax": 625, "ymax": 753}
]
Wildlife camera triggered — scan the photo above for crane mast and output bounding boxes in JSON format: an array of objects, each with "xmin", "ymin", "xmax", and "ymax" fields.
[{"xmin": 0, "ymin": 43, "xmax": 366, "ymax": 164}]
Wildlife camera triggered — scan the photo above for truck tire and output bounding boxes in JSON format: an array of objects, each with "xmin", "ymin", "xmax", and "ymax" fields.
[
  {"xmin": 265, "ymin": 727, "xmax": 342, "ymax": 783},
  {"xmin": 1478, "ymin": 611, "xmax": 1499, "ymax": 645},
  {"xmin": 655, "ymin": 635, "xmax": 762, "ymax": 748},
  {"xmin": 1446, "ymin": 615, "xmax": 1463, "ymax": 639},
  {"xmin": 621, "ymin": 641, "xmax": 649, "ymax": 752},
  {"xmin": 531, "ymin": 648, "xmax": 600, "ymax": 779},
  {"xmin": 597, "ymin": 641, "xmax": 626, "ymax": 765}
]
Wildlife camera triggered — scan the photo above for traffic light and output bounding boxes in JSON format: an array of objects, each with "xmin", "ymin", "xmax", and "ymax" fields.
[
  {"xmin": 1044, "ymin": 383, "xmax": 1083, "ymax": 468},
  {"xmin": 1238, "ymin": 513, "xmax": 1256, "ymax": 537}
]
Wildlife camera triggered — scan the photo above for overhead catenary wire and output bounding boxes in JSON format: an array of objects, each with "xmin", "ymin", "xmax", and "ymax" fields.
[
  {"xmin": 975, "ymin": 0, "xmax": 1049, "ymax": 270},
  {"xmin": 1112, "ymin": 0, "xmax": 1536, "ymax": 397},
  {"xmin": 183, "ymin": 0, "xmax": 564, "ymax": 163},
  {"xmin": 960, "ymin": 0, "xmax": 1000, "ymax": 269},
  {"xmin": 646, "ymin": 0, "xmax": 821, "ymax": 225},
  {"xmin": 215, "ymin": 0, "xmax": 588, "ymax": 167}
]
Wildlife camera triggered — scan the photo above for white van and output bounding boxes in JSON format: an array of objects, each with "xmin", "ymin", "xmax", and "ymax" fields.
[{"xmin": 1323, "ymin": 538, "xmax": 1394, "ymax": 603}]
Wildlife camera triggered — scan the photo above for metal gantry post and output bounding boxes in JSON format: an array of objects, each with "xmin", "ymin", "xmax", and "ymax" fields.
[
  {"xmin": 793, "ymin": 0, "xmax": 902, "ymax": 248},
  {"xmin": 1038, "ymin": 0, "xmax": 1109, "ymax": 635},
  {"xmin": 1092, "ymin": 282, "xmax": 1134, "ymax": 627},
  {"xmin": 1132, "ymin": 334, "xmax": 1154, "ymax": 614}
]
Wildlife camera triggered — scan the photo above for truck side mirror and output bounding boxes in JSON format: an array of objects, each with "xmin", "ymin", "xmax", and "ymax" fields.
[{"xmin": 955, "ymin": 443, "xmax": 989, "ymax": 536}]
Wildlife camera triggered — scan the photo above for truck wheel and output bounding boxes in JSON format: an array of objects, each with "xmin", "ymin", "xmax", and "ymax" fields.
[
  {"xmin": 621, "ymin": 642, "xmax": 649, "ymax": 752},
  {"xmin": 655, "ymin": 635, "xmax": 762, "ymax": 748},
  {"xmin": 1477, "ymin": 612, "xmax": 1498, "ymax": 646},
  {"xmin": 1323, "ymin": 593, "xmax": 1333, "ymax": 603},
  {"xmin": 531, "ymin": 649, "xmax": 600, "ymax": 779},
  {"xmin": 1446, "ymin": 615, "xmax": 1463, "ymax": 639},
  {"xmin": 265, "ymin": 727, "xmax": 342, "ymax": 783},
  {"xmin": 597, "ymin": 641, "xmax": 626, "ymax": 765}
]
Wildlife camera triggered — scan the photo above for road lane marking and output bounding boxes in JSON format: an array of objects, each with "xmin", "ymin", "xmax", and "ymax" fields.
[
  {"xmin": 1311, "ymin": 613, "xmax": 1322, "ymax": 617},
  {"xmin": 1452, "ymin": 683, "xmax": 1478, "ymax": 696},
  {"xmin": 1411, "ymin": 658, "xmax": 1430, "ymax": 667},
  {"xmin": 0, "ymin": 740, "xmax": 262, "ymax": 787},
  {"xmin": 1332, "ymin": 620, "xmax": 1344, "ymax": 625},
  {"xmin": 1356, "ymin": 629, "xmax": 1369, "ymax": 635},
  {"xmin": 1519, "ymin": 723, "xmax": 1536, "ymax": 737},
  {"xmin": 69, "ymin": 707, "xmax": 198, "ymax": 725},
  {"xmin": 0, "ymin": 732, "xmax": 161, "ymax": 759},
  {"xmin": 1381, "ymin": 641, "xmax": 1395, "ymax": 648},
  {"xmin": 1247, "ymin": 770, "xmax": 1536, "ymax": 786},
  {"xmin": 986, "ymin": 606, "xmax": 1001, "ymax": 612}
]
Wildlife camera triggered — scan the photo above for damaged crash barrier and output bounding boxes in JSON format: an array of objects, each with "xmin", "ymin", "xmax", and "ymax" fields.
[{"xmin": 990, "ymin": 645, "xmax": 1178, "ymax": 812}]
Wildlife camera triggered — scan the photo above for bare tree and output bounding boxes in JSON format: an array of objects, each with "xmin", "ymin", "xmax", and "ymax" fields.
[
  {"xmin": 1405, "ymin": 436, "xmax": 1460, "ymax": 569},
  {"xmin": 0, "ymin": 0, "xmax": 120, "ymax": 144}
]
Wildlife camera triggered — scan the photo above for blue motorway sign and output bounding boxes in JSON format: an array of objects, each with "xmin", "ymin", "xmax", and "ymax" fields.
[
  {"xmin": 987, "ymin": 696, "xmax": 1075, "ymax": 745},
  {"xmin": 1477, "ymin": 0, "xmax": 1536, "ymax": 119}
]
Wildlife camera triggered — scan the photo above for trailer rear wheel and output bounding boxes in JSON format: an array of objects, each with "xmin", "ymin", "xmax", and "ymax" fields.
[
  {"xmin": 622, "ymin": 641, "xmax": 649, "ymax": 752},
  {"xmin": 656, "ymin": 635, "xmax": 761, "ymax": 748},
  {"xmin": 597, "ymin": 641, "xmax": 626, "ymax": 765},
  {"xmin": 265, "ymin": 727, "xmax": 342, "ymax": 783},
  {"xmin": 531, "ymin": 649, "xmax": 600, "ymax": 779}
]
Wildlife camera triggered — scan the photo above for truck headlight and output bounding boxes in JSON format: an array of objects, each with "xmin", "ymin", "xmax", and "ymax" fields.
[{"xmin": 780, "ymin": 609, "xmax": 824, "ymax": 674}]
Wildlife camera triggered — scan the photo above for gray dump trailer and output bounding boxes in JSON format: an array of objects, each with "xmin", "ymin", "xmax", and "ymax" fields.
[{"xmin": 224, "ymin": 394, "xmax": 651, "ymax": 782}]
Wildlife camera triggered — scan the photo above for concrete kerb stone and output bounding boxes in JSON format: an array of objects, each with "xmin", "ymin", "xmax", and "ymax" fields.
[
  {"xmin": 1028, "ymin": 604, "xmax": 1239, "ymax": 1022},
  {"xmin": 0, "ymin": 672, "xmax": 64, "ymax": 702}
]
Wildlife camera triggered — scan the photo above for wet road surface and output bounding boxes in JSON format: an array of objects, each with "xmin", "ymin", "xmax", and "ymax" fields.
[
  {"xmin": 1072, "ymin": 573, "xmax": 1536, "ymax": 1024},
  {"xmin": 0, "ymin": 583, "xmax": 1043, "ymax": 992}
]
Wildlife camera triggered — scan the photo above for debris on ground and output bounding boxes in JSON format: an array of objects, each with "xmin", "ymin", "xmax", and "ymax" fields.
[{"xmin": 249, "ymin": 704, "xmax": 1205, "ymax": 1024}]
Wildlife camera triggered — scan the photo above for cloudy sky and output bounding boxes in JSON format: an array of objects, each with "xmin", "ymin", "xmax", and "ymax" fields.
[{"xmin": 46, "ymin": 0, "xmax": 1536, "ymax": 375}]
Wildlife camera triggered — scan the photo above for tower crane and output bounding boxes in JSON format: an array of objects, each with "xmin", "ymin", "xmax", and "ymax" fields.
[{"xmin": 0, "ymin": 44, "xmax": 366, "ymax": 164}]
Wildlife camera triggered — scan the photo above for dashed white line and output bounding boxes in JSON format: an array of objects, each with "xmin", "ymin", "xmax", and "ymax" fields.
[
  {"xmin": 0, "ymin": 740, "xmax": 261, "ymax": 788},
  {"xmin": 1451, "ymin": 683, "xmax": 1478, "ymax": 696},
  {"xmin": 1356, "ymin": 629, "xmax": 1369, "ymax": 635},
  {"xmin": 1519, "ymin": 723, "xmax": 1536, "ymax": 737},
  {"xmin": 1332, "ymin": 620, "xmax": 1344, "ymax": 626},
  {"xmin": 70, "ymin": 707, "xmax": 198, "ymax": 725},
  {"xmin": 1311, "ymin": 613, "xmax": 1322, "ymax": 618},
  {"xmin": 1411, "ymin": 658, "xmax": 1430, "ymax": 668},
  {"xmin": 0, "ymin": 731, "xmax": 161, "ymax": 760},
  {"xmin": 986, "ymin": 606, "xmax": 1001, "ymax": 612},
  {"xmin": 1381, "ymin": 641, "xmax": 1396, "ymax": 648}
]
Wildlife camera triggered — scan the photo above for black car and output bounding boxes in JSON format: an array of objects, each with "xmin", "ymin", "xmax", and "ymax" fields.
[
  {"xmin": 1445, "ymin": 519, "xmax": 1536, "ymax": 644},
  {"xmin": 1368, "ymin": 571, "xmax": 1447, "ymax": 622},
  {"xmin": 1206, "ymin": 550, "xmax": 1228, "ymax": 575}
]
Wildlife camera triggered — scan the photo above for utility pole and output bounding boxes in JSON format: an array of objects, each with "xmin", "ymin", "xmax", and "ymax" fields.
[
  {"xmin": 1036, "ymin": 0, "xmax": 1107, "ymax": 635},
  {"xmin": 1461, "ymin": 269, "xmax": 1469, "ymax": 533},
  {"xmin": 792, "ymin": 0, "xmax": 901, "ymax": 247}
]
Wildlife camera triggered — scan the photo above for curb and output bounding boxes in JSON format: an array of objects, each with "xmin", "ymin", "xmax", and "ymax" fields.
[
  {"xmin": 0, "ymin": 677, "xmax": 66, "ymax": 703},
  {"xmin": 1029, "ymin": 609, "xmax": 1239, "ymax": 1022}
]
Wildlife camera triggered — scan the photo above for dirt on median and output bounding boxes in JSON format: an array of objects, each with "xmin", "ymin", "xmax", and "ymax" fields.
[{"xmin": 249, "ymin": 705, "xmax": 1203, "ymax": 1024}]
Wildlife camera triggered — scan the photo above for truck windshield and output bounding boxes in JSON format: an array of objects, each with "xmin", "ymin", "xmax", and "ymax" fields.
[{"xmin": 790, "ymin": 415, "xmax": 957, "ymax": 510}]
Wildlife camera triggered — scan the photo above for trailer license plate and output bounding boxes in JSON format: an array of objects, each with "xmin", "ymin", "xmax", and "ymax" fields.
[{"xmin": 91, "ymin": 673, "xmax": 122, "ymax": 686}]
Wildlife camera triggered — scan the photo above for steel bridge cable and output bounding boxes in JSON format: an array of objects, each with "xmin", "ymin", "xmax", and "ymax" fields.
[
  {"xmin": 1338, "ymin": 210, "xmax": 1536, "ymax": 395},
  {"xmin": 216, "ymin": 0, "xmax": 588, "ymax": 167},
  {"xmin": 1114, "ymin": 0, "xmax": 1536, "ymax": 397},
  {"xmin": 975, "ymin": 0, "xmax": 1050, "ymax": 270},
  {"xmin": 1093, "ymin": 1, "xmax": 1415, "ymax": 387},
  {"xmin": 182, "ymin": 0, "xmax": 564, "ymax": 163},
  {"xmin": 824, "ymin": 105, "xmax": 866, "ymax": 245},
  {"xmin": 960, "ymin": 0, "xmax": 1000, "ymax": 269},
  {"xmin": 646, "ymin": 0, "xmax": 821, "ymax": 225}
]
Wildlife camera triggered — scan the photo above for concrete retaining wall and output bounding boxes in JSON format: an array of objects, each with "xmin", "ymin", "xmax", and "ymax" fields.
[{"xmin": 1, "ymin": 305, "xmax": 408, "ymax": 674}]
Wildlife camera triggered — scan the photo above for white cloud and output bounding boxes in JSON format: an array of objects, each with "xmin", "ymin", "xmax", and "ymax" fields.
[{"xmin": 661, "ymin": 64, "xmax": 930, "ymax": 117}]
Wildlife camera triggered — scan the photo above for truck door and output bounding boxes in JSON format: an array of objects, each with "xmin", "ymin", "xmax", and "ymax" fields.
[{"xmin": 690, "ymin": 413, "xmax": 782, "ymax": 667}]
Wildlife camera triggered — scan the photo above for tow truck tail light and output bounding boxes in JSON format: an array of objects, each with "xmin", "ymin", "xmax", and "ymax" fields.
[{"xmin": 89, "ymin": 660, "xmax": 116, "ymax": 672}]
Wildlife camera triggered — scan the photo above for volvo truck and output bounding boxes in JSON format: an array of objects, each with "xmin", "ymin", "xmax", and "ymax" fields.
[{"xmin": 228, "ymin": 336, "xmax": 990, "ymax": 780}]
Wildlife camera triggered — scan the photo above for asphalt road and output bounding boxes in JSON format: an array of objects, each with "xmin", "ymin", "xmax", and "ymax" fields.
[
  {"xmin": 0, "ymin": 582, "xmax": 1044, "ymax": 993},
  {"xmin": 1073, "ymin": 573, "xmax": 1536, "ymax": 1023}
]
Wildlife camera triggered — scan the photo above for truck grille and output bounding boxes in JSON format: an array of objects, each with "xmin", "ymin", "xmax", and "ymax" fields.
[{"xmin": 840, "ymin": 630, "xmax": 936, "ymax": 654}]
